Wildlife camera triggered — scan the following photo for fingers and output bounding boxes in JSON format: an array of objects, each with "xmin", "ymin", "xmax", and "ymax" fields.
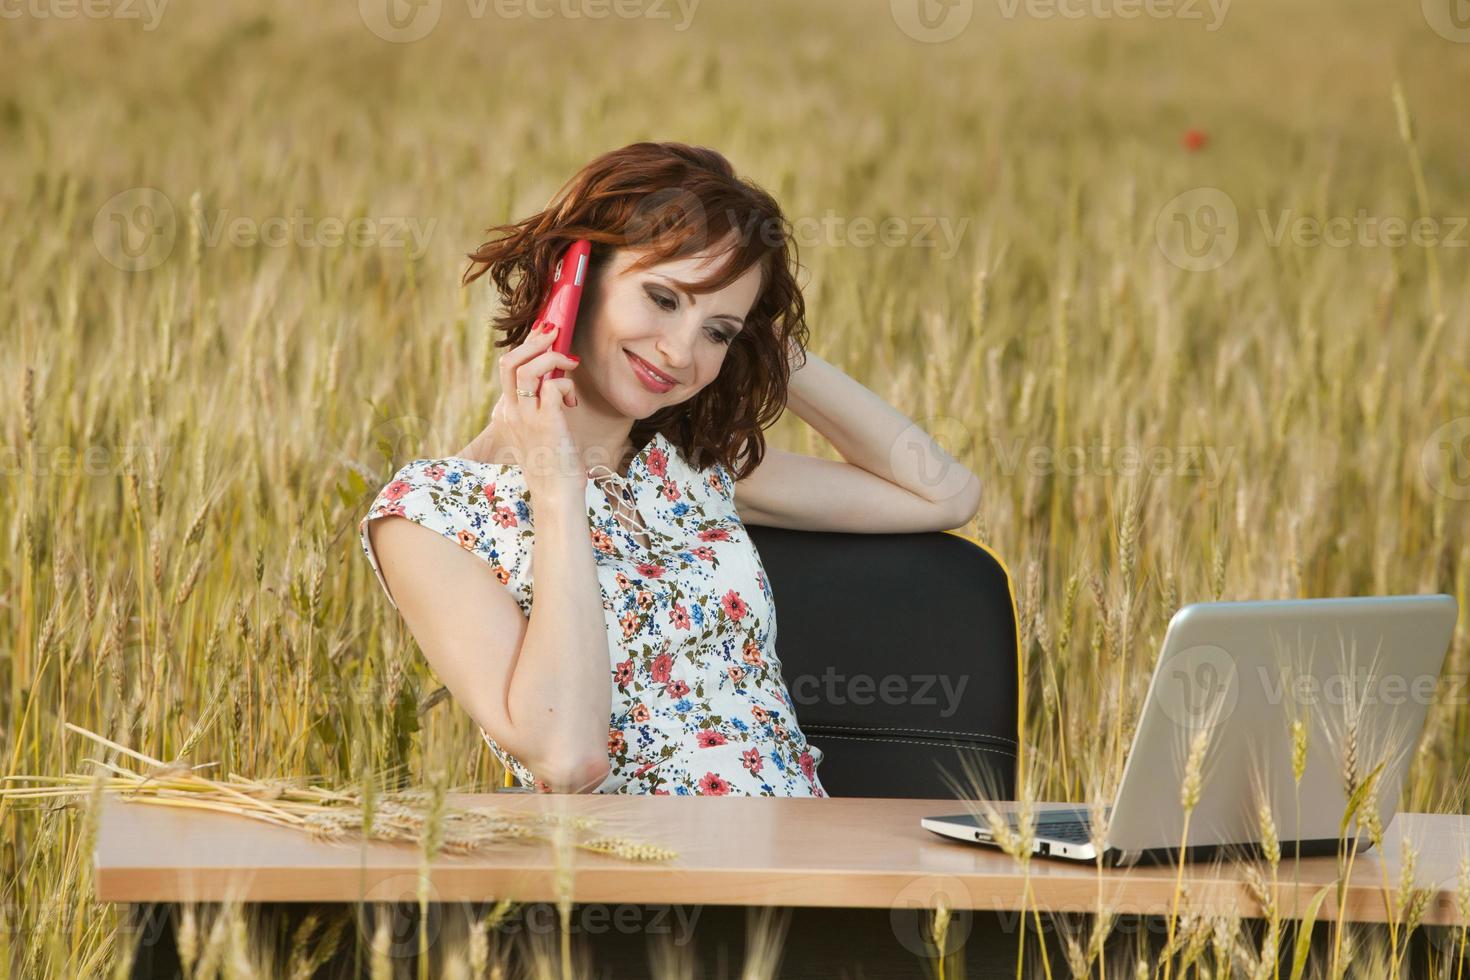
[
  {"xmin": 537, "ymin": 376, "xmax": 577, "ymax": 410},
  {"xmin": 498, "ymin": 322, "xmax": 559, "ymax": 396},
  {"xmin": 514, "ymin": 349, "xmax": 580, "ymax": 401}
]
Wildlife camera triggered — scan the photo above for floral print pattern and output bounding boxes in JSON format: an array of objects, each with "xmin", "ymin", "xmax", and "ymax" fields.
[{"xmin": 359, "ymin": 431, "xmax": 827, "ymax": 797}]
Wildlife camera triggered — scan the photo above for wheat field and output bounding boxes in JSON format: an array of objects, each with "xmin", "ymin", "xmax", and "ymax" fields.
[{"xmin": 1, "ymin": 0, "xmax": 1468, "ymax": 975}]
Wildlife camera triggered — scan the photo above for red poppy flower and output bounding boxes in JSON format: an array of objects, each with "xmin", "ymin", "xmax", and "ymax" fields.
[
  {"xmin": 699, "ymin": 772, "xmax": 731, "ymax": 795},
  {"xmin": 721, "ymin": 590, "xmax": 748, "ymax": 621},
  {"xmin": 1182, "ymin": 128, "xmax": 1208, "ymax": 152}
]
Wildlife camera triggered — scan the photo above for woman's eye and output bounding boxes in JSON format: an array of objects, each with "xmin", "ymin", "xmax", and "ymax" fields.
[{"xmin": 647, "ymin": 286, "xmax": 729, "ymax": 344}]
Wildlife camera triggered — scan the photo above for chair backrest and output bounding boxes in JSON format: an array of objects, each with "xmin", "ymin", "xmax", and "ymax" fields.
[{"xmin": 746, "ymin": 525, "xmax": 1020, "ymax": 801}]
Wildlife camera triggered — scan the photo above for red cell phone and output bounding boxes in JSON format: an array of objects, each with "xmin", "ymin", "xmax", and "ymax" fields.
[{"xmin": 536, "ymin": 239, "xmax": 592, "ymax": 382}]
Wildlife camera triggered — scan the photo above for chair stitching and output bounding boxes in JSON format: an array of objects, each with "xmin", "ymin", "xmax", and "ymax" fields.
[
  {"xmin": 801, "ymin": 724, "xmax": 1017, "ymax": 745},
  {"xmin": 807, "ymin": 733, "xmax": 1015, "ymax": 758}
]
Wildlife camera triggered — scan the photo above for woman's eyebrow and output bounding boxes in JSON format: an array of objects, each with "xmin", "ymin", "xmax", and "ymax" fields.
[{"xmin": 650, "ymin": 273, "xmax": 746, "ymax": 328}]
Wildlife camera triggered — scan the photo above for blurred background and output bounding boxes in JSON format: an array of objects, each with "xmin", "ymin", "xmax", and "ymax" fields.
[{"xmin": 1, "ymin": 0, "xmax": 1468, "ymax": 973}]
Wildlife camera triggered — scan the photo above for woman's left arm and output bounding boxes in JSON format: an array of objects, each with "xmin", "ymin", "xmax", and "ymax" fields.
[{"xmin": 730, "ymin": 346, "xmax": 983, "ymax": 533}]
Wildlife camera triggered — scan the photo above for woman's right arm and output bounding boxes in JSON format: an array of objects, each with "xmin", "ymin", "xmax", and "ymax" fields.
[
  {"xmin": 370, "ymin": 320, "xmax": 610, "ymax": 792},
  {"xmin": 500, "ymin": 483, "xmax": 613, "ymax": 788},
  {"xmin": 369, "ymin": 506, "xmax": 612, "ymax": 793}
]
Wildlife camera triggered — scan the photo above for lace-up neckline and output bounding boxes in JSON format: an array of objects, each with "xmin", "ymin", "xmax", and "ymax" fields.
[
  {"xmin": 586, "ymin": 431, "xmax": 665, "ymax": 549},
  {"xmin": 448, "ymin": 431, "xmax": 671, "ymax": 554}
]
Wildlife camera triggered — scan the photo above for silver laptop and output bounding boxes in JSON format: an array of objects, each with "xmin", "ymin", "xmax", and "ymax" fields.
[{"xmin": 922, "ymin": 594, "xmax": 1459, "ymax": 867}]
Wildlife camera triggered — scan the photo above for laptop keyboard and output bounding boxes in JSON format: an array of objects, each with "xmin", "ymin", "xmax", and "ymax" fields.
[{"xmin": 1034, "ymin": 819, "xmax": 1092, "ymax": 844}]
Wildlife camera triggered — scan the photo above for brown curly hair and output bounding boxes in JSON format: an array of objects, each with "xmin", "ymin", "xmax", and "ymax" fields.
[{"xmin": 461, "ymin": 141, "xmax": 809, "ymax": 481}]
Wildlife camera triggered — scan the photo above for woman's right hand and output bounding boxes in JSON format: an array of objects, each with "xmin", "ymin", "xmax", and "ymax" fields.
[{"xmin": 492, "ymin": 322, "xmax": 584, "ymax": 502}]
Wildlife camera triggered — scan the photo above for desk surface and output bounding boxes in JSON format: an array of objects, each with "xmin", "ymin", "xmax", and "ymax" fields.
[{"xmin": 94, "ymin": 794, "xmax": 1470, "ymax": 924}]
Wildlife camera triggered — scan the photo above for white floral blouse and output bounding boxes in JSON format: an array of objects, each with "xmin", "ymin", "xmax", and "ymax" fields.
[{"xmin": 359, "ymin": 430, "xmax": 828, "ymax": 797}]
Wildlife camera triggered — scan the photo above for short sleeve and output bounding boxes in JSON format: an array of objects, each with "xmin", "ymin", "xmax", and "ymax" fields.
[
  {"xmin": 700, "ymin": 460, "xmax": 736, "ymax": 512},
  {"xmin": 358, "ymin": 458, "xmax": 535, "ymax": 615}
]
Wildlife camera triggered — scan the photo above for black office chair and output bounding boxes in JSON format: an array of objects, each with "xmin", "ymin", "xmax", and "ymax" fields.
[
  {"xmin": 496, "ymin": 527, "xmax": 1020, "ymax": 800},
  {"xmin": 746, "ymin": 525, "xmax": 1020, "ymax": 801}
]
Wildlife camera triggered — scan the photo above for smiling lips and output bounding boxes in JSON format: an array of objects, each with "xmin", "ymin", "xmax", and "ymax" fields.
[{"xmin": 626, "ymin": 350, "xmax": 678, "ymax": 392}]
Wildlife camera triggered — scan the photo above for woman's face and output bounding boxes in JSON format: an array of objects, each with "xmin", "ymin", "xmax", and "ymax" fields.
[{"xmin": 572, "ymin": 244, "xmax": 764, "ymax": 416}]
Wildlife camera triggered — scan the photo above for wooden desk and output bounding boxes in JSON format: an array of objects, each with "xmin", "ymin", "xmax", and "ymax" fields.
[{"xmin": 97, "ymin": 794, "xmax": 1470, "ymax": 978}]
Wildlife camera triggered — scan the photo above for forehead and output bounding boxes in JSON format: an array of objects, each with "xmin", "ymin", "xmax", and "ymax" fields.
[{"xmin": 612, "ymin": 245, "xmax": 763, "ymax": 308}]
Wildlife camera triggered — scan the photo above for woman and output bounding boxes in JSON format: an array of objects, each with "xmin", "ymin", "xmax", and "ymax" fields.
[{"xmin": 360, "ymin": 141, "xmax": 983, "ymax": 796}]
